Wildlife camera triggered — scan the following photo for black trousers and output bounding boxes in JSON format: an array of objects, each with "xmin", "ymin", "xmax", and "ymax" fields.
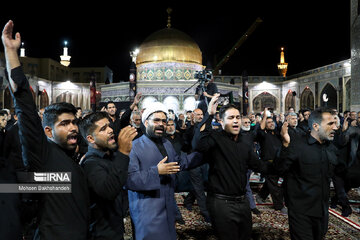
[
  {"xmin": 331, "ymin": 175, "xmax": 351, "ymax": 208},
  {"xmin": 207, "ymin": 194, "xmax": 252, "ymax": 240},
  {"xmin": 288, "ymin": 209, "xmax": 328, "ymax": 240},
  {"xmin": 259, "ymin": 174, "xmax": 284, "ymax": 210},
  {"xmin": 183, "ymin": 164, "xmax": 210, "ymax": 219}
]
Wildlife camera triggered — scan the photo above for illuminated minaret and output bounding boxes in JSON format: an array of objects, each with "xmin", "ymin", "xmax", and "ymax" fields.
[
  {"xmin": 277, "ymin": 47, "xmax": 288, "ymax": 77},
  {"xmin": 20, "ymin": 42, "xmax": 25, "ymax": 57},
  {"xmin": 60, "ymin": 41, "xmax": 71, "ymax": 67}
]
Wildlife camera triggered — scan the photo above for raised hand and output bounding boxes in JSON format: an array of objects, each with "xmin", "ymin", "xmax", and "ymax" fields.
[
  {"xmin": 2, "ymin": 20, "xmax": 21, "ymax": 90},
  {"xmin": 208, "ymin": 93, "xmax": 220, "ymax": 115},
  {"xmin": 134, "ymin": 92, "xmax": 142, "ymax": 105},
  {"xmin": 280, "ymin": 121, "xmax": 290, "ymax": 147},
  {"xmin": 157, "ymin": 156, "xmax": 180, "ymax": 175},
  {"xmin": 130, "ymin": 92, "xmax": 142, "ymax": 110},
  {"xmin": 2, "ymin": 20, "xmax": 21, "ymax": 51},
  {"xmin": 117, "ymin": 126, "xmax": 138, "ymax": 155}
]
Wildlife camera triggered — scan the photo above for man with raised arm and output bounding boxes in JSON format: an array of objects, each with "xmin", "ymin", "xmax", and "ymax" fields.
[
  {"xmin": 194, "ymin": 94, "xmax": 274, "ymax": 240},
  {"xmin": 277, "ymin": 108, "xmax": 342, "ymax": 239},
  {"xmin": 2, "ymin": 20, "xmax": 89, "ymax": 239}
]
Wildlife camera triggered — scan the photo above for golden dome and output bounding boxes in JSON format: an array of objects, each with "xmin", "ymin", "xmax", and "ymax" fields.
[{"xmin": 136, "ymin": 28, "xmax": 202, "ymax": 66}]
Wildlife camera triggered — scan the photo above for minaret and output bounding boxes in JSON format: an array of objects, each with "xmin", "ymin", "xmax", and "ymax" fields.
[
  {"xmin": 167, "ymin": 7, "xmax": 172, "ymax": 28},
  {"xmin": 20, "ymin": 42, "xmax": 25, "ymax": 57},
  {"xmin": 60, "ymin": 41, "xmax": 71, "ymax": 67},
  {"xmin": 277, "ymin": 47, "xmax": 288, "ymax": 77}
]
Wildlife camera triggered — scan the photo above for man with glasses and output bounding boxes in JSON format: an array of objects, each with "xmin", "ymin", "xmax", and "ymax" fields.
[{"xmin": 126, "ymin": 102, "xmax": 203, "ymax": 240}]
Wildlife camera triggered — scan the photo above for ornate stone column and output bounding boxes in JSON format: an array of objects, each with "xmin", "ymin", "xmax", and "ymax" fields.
[{"xmin": 350, "ymin": 0, "xmax": 360, "ymax": 111}]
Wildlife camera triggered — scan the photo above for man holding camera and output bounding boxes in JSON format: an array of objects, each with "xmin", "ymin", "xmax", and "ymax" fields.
[{"xmin": 195, "ymin": 74, "xmax": 219, "ymax": 115}]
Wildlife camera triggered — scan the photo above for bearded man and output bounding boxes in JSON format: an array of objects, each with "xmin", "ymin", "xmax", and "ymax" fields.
[{"xmin": 126, "ymin": 102, "xmax": 203, "ymax": 240}]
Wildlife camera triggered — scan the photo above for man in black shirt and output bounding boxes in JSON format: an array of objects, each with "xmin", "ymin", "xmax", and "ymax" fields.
[
  {"xmin": 105, "ymin": 101, "xmax": 121, "ymax": 138},
  {"xmin": 0, "ymin": 110, "xmax": 7, "ymax": 150},
  {"xmin": 2, "ymin": 20, "xmax": 89, "ymax": 239},
  {"xmin": 182, "ymin": 108, "xmax": 211, "ymax": 222},
  {"xmin": 298, "ymin": 108, "xmax": 311, "ymax": 134},
  {"xmin": 79, "ymin": 112, "xmax": 137, "ymax": 239},
  {"xmin": 165, "ymin": 118, "xmax": 186, "ymax": 224},
  {"xmin": 240, "ymin": 116, "xmax": 261, "ymax": 215},
  {"xmin": 195, "ymin": 78, "xmax": 219, "ymax": 115},
  {"xmin": 277, "ymin": 107, "xmax": 340, "ymax": 240},
  {"xmin": 256, "ymin": 110, "xmax": 286, "ymax": 214},
  {"xmin": 194, "ymin": 94, "xmax": 273, "ymax": 240}
]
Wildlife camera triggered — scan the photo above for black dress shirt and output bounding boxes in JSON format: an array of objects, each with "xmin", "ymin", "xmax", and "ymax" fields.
[
  {"xmin": 276, "ymin": 133, "xmax": 340, "ymax": 217},
  {"xmin": 195, "ymin": 115, "xmax": 273, "ymax": 196},
  {"xmin": 256, "ymin": 128, "xmax": 282, "ymax": 162}
]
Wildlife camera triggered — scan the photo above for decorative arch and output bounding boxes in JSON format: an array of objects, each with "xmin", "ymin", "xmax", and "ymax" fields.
[
  {"xmin": 320, "ymin": 83, "xmax": 337, "ymax": 108},
  {"xmin": 300, "ymin": 87, "xmax": 314, "ymax": 110},
  {"xmin": 55, "ymin": 91, "xmax": 78, "ymax": 107},
  {"xmin": 163, "ymin": 96, "xmax": 179, "ymax": 113},
  {"xmin": 284, "ymin": 90, "xmax": 296, "ymax": 112},
  {"xmin": 183, "ymin": 96, "xmax": 196, "ymax": 112},
  {"xmin": 252, "ymin": 92, "xmax": 277, "ymax": 113},
  {"xmin": 40, "ymin": 90, "xmax": 49, "ymax": 109},
  {"xmin": 141, "ymin": 96, "xmax": 158, "ymax": 110}
]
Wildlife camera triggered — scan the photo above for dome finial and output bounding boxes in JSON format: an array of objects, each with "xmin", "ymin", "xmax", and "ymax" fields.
[{"xmin": 167, "ymin": 8, "xmax": 172, "ymax": 28}]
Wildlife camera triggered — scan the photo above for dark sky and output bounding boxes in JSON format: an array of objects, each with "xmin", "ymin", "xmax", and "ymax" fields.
[{"xmin": 0, "ymin": 1, "xmax": 351, "ymax": 82}]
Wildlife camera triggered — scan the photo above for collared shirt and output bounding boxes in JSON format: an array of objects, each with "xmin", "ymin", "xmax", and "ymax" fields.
[
  {"xmin": 195, "ymin": 115, "xmax": 273, "ymax": 196},
  {"xmin": 276, "ymin": 133, "xmax": 339, "ymax": 217},
  {"xmin": 256, "ymin": 128, "xmax": 282, "ymax": 161}
]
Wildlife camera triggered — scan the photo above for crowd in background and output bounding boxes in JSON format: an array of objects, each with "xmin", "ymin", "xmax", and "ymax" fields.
[{"xmin": 2, "ymin": 20, "xmax": 360, "ymax": 240}]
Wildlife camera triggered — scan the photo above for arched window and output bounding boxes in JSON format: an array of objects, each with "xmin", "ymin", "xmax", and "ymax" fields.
[
  {"xmin": 252, "ymin": 92, "xmax": 277, "ymax": 113},
  {"xmin": 300, "ymin": 87, "xmax": 314, "ymax": 110},
  {"xmin": 320, "ymin": 83, "xmax": 337, "ymax": 109}
]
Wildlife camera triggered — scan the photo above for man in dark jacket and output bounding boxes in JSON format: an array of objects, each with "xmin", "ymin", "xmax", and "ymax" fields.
[
  {"xmin": 2, "ymin": 20, "xmax": 90, "ymax": 239},
  {"xmin": 79, "ymin": 112, "xmax": 137, "ymax": 239},
  {"xmin": 277, "ymin": 107, "xmax": 340, "ymax": 240}
]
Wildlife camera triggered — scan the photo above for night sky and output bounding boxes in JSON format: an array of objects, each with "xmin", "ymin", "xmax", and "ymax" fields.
[{"xmin": 0, "ymin": 1, "xmax": 351, "ymax": 82}]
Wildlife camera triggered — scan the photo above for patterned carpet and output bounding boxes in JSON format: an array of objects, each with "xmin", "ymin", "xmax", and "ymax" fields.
[{"xmin": 124, "ymin": 189, "xmax": 360, "ymax": 240}]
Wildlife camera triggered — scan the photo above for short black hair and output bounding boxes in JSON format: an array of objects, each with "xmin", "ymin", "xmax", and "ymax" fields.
[
  {"xmin": 106, "ymin": 101, "xmax": 116, "ymax": 109},
  {"xmin": 308, "ymin": 107, "xmax": 336, "ymax": 130},
  {"xmin": 219, "ymin": 104, "xmax": 239, "ymax": 120},
  {"xmin": 43, "ymin": 102, "xmax": 77, "ymax": 128},
  {"xmin": 79, "ymin": 111, "xmax": 110, "ymax": 140},
  {"xmin": 300, "ymin": 108, "xmax": 311, "ymax": 114},
  {"xmin": 0, "ymin": 110, "xmax": 7, "ymax": 117}
]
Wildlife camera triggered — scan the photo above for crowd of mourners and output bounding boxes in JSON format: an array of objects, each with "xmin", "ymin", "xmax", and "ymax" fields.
[{"xmin": 1, "ymin": 20, "xmax": 360, "ymax": 240}]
